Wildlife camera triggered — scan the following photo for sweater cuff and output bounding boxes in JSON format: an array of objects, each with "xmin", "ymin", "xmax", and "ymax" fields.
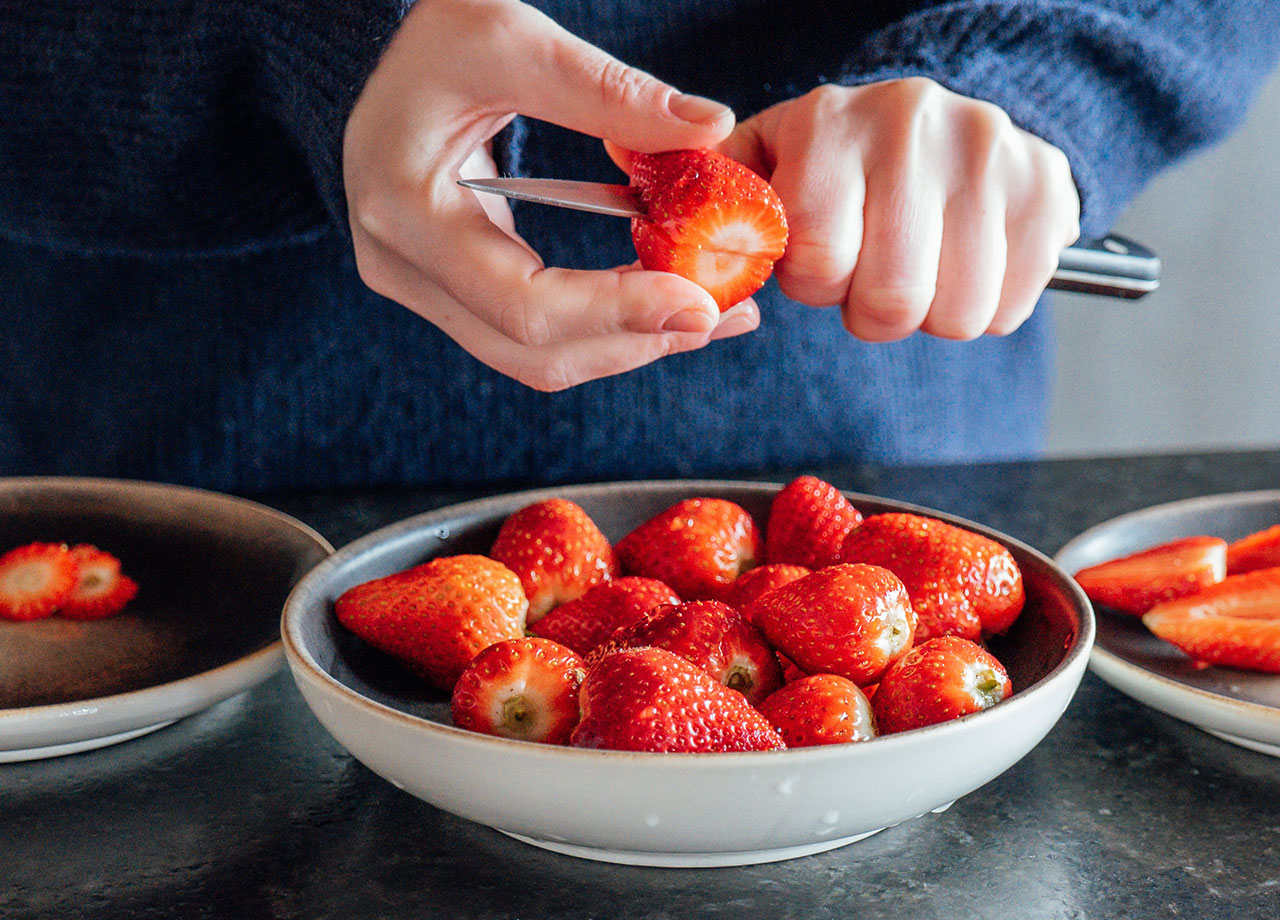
[
  {"xmin": 833, "ymin": 3, "xmax": 1280, "ymax": 239},
  {"xmin": 245, "ymin": 1, "xmax": 414, "ymax": 227}
]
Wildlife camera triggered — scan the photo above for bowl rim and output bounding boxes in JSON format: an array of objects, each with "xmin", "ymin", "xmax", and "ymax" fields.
[{"xmin": 281, "ymin": 478, "xmax": 1096, "ymax": 764}]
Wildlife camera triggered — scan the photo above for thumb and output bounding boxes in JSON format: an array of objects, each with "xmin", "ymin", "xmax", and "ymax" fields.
[{"xmin": 492, "ymin": 4, "xmax": 735, "ymax": 151}]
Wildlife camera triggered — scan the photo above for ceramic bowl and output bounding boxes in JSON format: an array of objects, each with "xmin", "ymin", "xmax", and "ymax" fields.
[{"xmin": 282, "ymin": 480, "xmax": 1093, "ymax": 867}]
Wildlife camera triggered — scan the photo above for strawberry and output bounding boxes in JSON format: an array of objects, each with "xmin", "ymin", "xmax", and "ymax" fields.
[
  {"xmin": 334, "ymin": 554, "xmax": 528, "ymax": 691},
  {"xmin": 839, "ymin": 513, "xmax": 1025, "ymax": 641},
  {"xmin": 723, "ymin": 562, "xmax": 811, "ymax": 620},
  {"xmin": 615, "ymin": 497, "xmax": 762, "ymax": 601},
  {"xmin": 757, "ymin": 674, "xmax": 876, "ymax": 747},
  {"xmin": 872, "ymin": 636, "xmax": 1012, "ymax": 734},
  {"xmin": 629, "ymin": 148, "xmax": 788, "ymax": 311},
  {"xmin": 450, "ymin": 637, "xmax": 586, "ymax": 744},
  {"xmin": 489, "ymin": 498, "xmax": 618, "ymax": 624},
  {"xmin": 588, "ymin": 599, "xmax": 784, "ymax": 705},
  {"xmin": 764, "ymin": 476, "xmax": 863, "ymax": 569},
  {"xmin": 59, "ymin": 544, "xmax": 139, "ymax": 620},
  {"xmin": 0, "ymin": 542, "xmax": 76, "ymax": 621},
  {"xmin": 1226, "ymin": 524, "xmax": 1280, "ymax": 575},
  {"xmin": 570, "ymin": 646, "xmax": 786, "ymax": 753},
  {"xmin": 1142, "ymin": 568, "xmax": 1280, "ymax": 672},
  {"xmin": 750, "ymin": 563, "xmax": 915, "ymax": 687},
  {"xmin": 531, "ymin": 576, "xmax": 680, "ymax": 656},
  {"xmin": 1072, "ymin": 535, "xmax": 1227, "ymax": 616}
]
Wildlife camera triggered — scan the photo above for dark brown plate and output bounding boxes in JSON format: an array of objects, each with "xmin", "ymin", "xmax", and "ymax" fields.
[{"xmin": 0, "ymin": 478, "xmax": 331, "ymax": 760}]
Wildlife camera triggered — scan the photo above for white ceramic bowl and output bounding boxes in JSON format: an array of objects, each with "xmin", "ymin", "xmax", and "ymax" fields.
[{"xmin": 282, "ymin": 480, "xmax": 1093, "ymax": 867}]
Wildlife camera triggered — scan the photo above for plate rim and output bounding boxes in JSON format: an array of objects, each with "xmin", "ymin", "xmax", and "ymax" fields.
[
  {"xmin": 1054, "ymin": 488, "xmax": 1280, "ymax": 745},
  {"xmin": 282, "ymin": 477, "xmax": 1096, "ymax": 764},
  {"xmin": 0, "ymin": 475, "xmax": 334, "ymax": 755}
]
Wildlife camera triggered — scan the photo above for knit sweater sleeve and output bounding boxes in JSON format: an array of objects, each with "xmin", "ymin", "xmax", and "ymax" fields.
[
  {"xmin": 828, "ymin": 1, "xmax": 1280, "ymax": 239},
  {"xmin": 0, "ymin": 0, "xmax": 409, "ymax": 254}
]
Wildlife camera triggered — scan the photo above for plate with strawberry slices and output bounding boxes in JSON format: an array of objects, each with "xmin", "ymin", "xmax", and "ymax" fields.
[
  {"xmin": 0, "ymin": 477, "xmax": 331, "ymax": 761},
  {"xmin": 1055, "ymin": 490, "xmax": 1280, "ymax": 757},
  {"xmin": 282, "ymin": 479, "xmax": 1092, "ymax": 867}
]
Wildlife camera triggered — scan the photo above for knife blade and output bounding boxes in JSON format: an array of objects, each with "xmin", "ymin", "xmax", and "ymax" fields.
[{"xmin": 457, "ymin": 176, "xmax": 1160, "ymax": 299}]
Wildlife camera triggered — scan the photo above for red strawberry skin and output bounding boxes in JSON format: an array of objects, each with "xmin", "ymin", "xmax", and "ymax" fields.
[
  {"xmin": 531, "ymin": 576, "xmax": 680, "ymax": 656},
  {"xmin": 489, "ymin": 498, "xmax": 618, "ymax": 624},
  {"xmin": 723, "ymin": 563, "xmax": 811, "ymax": 619},
  {"xmin": 872, "ymin": 636, "xmax": 1013, "ymax": 734},
  {"xmin": 839, "ymin": 513, "xmax": 1025, "ymax": 641},
  {"xmin": 1226, "ymin": 525, "xmax": 1280, "ymax": 575},
  {"xmin": 450, "ymin": 637, "xmax": 586, "ymax": 744},
  {"xmin": 0, "ymin": 542, "xmax": 76, "ymax": 621},
  {"xmin": 1142, "ymin": 568, "xmax": 1280, "ymax": 672},
  {"xmin": 751, "ymin": 563, "xmax": 916, "ymax": 687},
  {"xmin": 630, "ymin": 149, "xmax": 788, "ymax": 311},
  {"xmin": 570, "ymin": 647, "xmax": 786, "ymax": 753},
  {"xmin": 588, "ymin": 599, "xmax": 784, "ymax": 705},
  {"xmin": 1073, "ymin": 535, "xmax": 1227, "ymax": 616},
  {"xmin": 765, "ymin": 476, "xmax": 863, "ymax": 569},
  {"xmin": 757, "ymin": 674, "xmax": 876, "ymax": 747},
  {"xmin": 335, "ymin": 554, "xmax": 528, "ymax": 691},
  {"xmin": 60, "ymin": 544, "xmax": 138, "ymax": 621},
  {"xmin": 616, "ymin": 497, "xmax": 762, "ymax": 601}
]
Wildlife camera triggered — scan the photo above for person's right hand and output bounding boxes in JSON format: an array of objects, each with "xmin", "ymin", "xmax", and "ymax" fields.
[{"xmin": 343, "ymin": 0, "xmax": 756, "ymax": 391}]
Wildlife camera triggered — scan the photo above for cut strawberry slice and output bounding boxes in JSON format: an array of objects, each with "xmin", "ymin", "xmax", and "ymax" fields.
[
  {"xmin": 1142, "ymin": 568, "xmax": 1280, "ymax": 672},
  {"xmin": 1226, "ymin": 524, "xmax": 1280, "ymax": 575},
  {"xmin": 60, "ymin": 544, "xmax": 139, "ymax": 620},
  {"xmin": 0, "ymin": 542, "xmax": 76, "ymax": 621},
  {"xmin": 629, "ymin": 149, "xmax": 788, "ymax": 311},
  {"xmin": 1073, "ymin": 535, "xmax": 1227, "ymax": 616}
]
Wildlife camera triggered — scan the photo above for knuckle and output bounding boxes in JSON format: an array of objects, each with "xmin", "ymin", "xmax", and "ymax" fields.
[
  {"xmin": 850, "ymin": 281, "xmax": 935, "ymax": 329},
  {"xmin": 514, "ymin": 360, "xmax": 574, "ymax": 393},
  {"xmin": 497, "ymin": 297, "xmax": 554, "ymax": 348},
  {"xmin": 593, "ymin": 55, "xmax": 657, "ymax": 111},
  {"xmin": 782, "ymin": 233, "xmax": 856, "ymax": 289}
]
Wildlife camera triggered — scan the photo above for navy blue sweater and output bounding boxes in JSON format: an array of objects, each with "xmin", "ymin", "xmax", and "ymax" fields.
[{"xmin": 1, "ymin": 1, "xmax": 1277, "ymax": 492}]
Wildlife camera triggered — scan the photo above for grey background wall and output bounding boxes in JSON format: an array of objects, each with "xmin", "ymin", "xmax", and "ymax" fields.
[{"xmin": 1047, "ymin": 70, "xmax": 1280, "ymax": 458}]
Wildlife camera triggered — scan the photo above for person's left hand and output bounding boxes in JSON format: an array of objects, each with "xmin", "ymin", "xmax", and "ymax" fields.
[{"xmin": 707, "ymin": 78, "xmax": 1081, "ymax": 341}]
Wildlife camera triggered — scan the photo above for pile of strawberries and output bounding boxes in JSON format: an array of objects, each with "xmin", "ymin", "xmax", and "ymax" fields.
[
  {"xmin": 335, "ymin": 477, "xmax": 1025, "ymax": 753},
  {"xmin": 1073, "ymin": 527, "xmax": 1280, "ymax": 672},
  {"xmin": 0, "ymin": 542, "xmax": 138, "ymax": 621}
]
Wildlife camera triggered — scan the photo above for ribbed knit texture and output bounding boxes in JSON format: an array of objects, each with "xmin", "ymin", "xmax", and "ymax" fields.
[{"xmin": 1, "ymin": 0, "xmax": 1277, "ymax": 491}]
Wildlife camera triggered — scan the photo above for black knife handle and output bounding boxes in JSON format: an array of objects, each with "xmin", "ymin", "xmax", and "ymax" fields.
[{"xmin": 1049, "ymin": 234, "xmax": 1161, "ymax": 299}]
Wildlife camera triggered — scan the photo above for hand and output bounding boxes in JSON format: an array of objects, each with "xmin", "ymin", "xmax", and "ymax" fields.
[
  {"xmin": 718, "ymin": 78, "xmax": 1081, "ymax": 341},
  {"xmin": 343, "ymin": 0, "xmax": 757, "ymax": 391}
]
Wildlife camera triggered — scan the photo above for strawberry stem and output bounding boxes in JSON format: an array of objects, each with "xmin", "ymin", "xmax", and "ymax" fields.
[
  {"xmin": 502, "ymin": 696, "xmax": 536, "ymax": 735},
  {"xmin": 724, "ymin": 665, "xmax": 754, "ymax": 696}
]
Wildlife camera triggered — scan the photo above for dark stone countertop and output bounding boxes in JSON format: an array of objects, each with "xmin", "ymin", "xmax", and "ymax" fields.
[{"xmin": 4, "ymin": 450, "xmax": 1280, "ymax": 919}]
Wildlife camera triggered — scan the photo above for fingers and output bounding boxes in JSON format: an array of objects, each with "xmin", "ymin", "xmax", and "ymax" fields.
[
  {"xmin": 352, "ymin": 234, "xmax": 757, "ymax": 391},
  {"xmin": 735, "ymin": 79, "xmax": 1081, "ymax": 342},
  {"xmin": 478, "ymin": 3, "xmax": 735, "ymax": 150}
]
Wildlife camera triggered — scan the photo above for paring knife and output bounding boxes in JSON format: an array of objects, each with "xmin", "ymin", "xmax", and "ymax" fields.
[{"xmin": 458, "ymin": 176, "xmax": 1160, "ymax": 300}]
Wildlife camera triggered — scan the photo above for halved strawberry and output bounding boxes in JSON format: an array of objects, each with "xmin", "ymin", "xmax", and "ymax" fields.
[
  {"xmin": 1073, "ymin": 535, "xmax": 1227, "ymax": 616},
  {"xmin": 0, "ymin": 542, "xmax": 76, "ymax": 621},
  {"xmin": 450, "ymin": 637, "xmax": 586, "ymax": 744},
  {"xmin": 629, "ymin": 149, "xmax": 788, "ymax": 310},
  {"xmin": 489, "ymin": 498, "xmax": 618, "ymax": 624},
  {"xmin": 1142, "ymin": 568, "xmax": 1280, "ymax": 672},
  {"xmin": 765, "ymin": 476, "xmax": 863, "ymax": 569},
  {"xmin": 60, "ymin": 544, "xmax": 139, "ymax": 620},
  {"xmin": 1226, "ymin": 524, "xmax": 1280, "ymax": 575}
]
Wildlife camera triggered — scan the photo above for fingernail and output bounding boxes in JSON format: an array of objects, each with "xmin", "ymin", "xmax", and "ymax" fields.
[
  {"xmin": 662, "ymin": 307, "xmax": 718, "ymax": 334},
  {"xmin": 668, "ymin": 93, "xmax": 732, "ymax": 125},
  {"xmin": 710, "ymin": 311, "xmax": 759, "ymax": 340}
]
